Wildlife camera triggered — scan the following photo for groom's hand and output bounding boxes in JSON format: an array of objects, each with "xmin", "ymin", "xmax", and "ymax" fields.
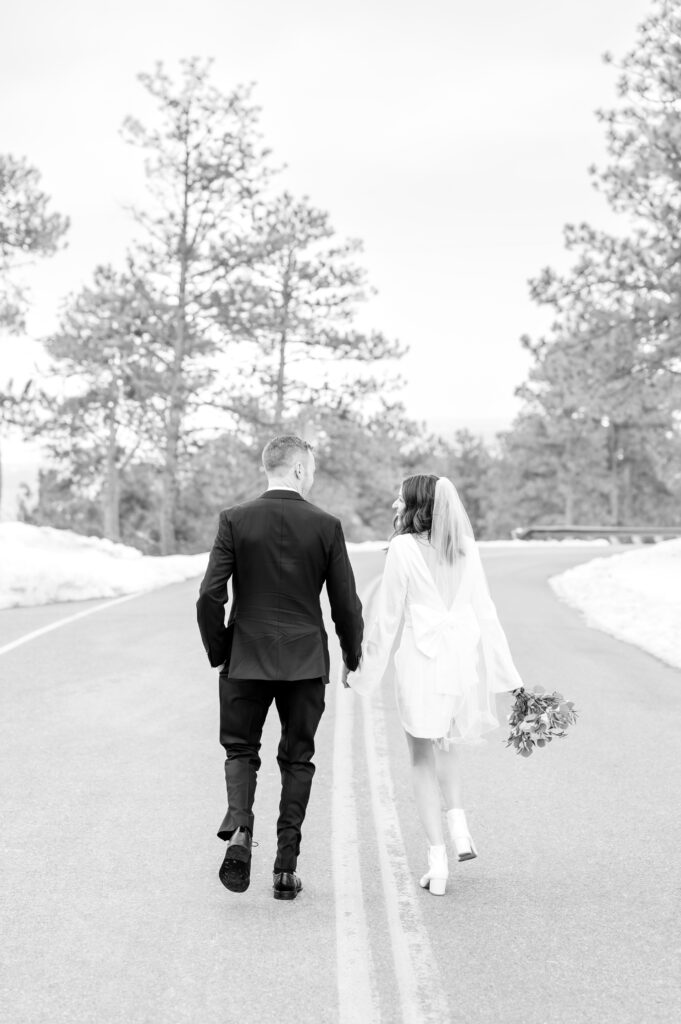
[{"xmin": 341, "ymin": 664, "xmax": 351, "ymax": 688}]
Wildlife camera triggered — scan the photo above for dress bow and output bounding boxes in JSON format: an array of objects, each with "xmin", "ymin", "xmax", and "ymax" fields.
[{"xmin": 409, "ymin": 602, "xmax": 481, "ymax": 694}]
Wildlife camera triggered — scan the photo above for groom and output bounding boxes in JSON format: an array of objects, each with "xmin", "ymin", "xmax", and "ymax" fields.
[{"xmin": 196, "ymin": 435, "xmax": 363, "ymax": 899}]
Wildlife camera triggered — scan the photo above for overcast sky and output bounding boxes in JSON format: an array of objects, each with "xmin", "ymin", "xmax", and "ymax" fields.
[{"xmin": 1, "ymin": 0, "xmax": 652, "ymax": 428}]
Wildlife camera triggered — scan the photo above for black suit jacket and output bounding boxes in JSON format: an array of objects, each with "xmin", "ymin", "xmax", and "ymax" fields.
[{"xmin": 196, "ymin": 490, "xmax": 364, "ymax": 683}]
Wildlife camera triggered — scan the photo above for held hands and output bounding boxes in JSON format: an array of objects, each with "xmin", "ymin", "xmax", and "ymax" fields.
[{"xmin": 341, "ymin": 653, "xmax": 362, "ymax": 689}]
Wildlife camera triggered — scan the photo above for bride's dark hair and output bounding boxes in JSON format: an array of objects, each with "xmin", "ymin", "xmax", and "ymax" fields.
[{"xmin": 393, "ymin": 474, "xmax": 439, "ymax": 537}]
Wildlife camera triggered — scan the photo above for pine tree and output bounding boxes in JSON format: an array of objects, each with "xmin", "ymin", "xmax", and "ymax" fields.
[
  {"xmin": 529, "ymin": 1, "xmax": 681, "ymax": 384},
  {"xmin": 0, "ymin": 154, "xmax": 68, "ymax": 512},
  {"xmin": 517, "ymin": 0, "xmax": 681, "ymax": 527},
  {"xmin": 35, "ymin": 267, "xmax": 161, "ymax": 540},
  {"xmin": 215, "ymin": 190, "xmax": 405, "ymax": 430},
  {"xmin": 0, "ymin": 154, "xmax": 68, "ymax": 333},
  {"xmin": 431, "ymin": 430, "xmax": 494, "ymax": 538},
  {"xmin": 122, "ymin": 59, "xmax": 273, "ymax": 552}
]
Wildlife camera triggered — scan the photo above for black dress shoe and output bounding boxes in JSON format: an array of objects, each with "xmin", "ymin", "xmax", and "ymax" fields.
[
  {"xmin": 219, "ymin": 827, "xmax": 252, "ymax": 893},
  {"xmin": 273, "ymin": 871, "xmax": 303, "ymax": 900}
]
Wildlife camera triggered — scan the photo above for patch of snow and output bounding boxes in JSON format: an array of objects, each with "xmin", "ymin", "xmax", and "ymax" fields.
[
  {"xmin": 549, "ymin": 538, "xmax": 681, "ymax": 670},
  {"xmin": 3, "ymin": 518, "xmax": 677, "ymax": 680},
  {"xmin": 0, "ymin": 523, "xmax": 208, "ymax": 609}
]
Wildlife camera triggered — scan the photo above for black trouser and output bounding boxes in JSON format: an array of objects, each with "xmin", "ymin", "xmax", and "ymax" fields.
[{"xmin": 217, "ymin": 675, "xmax": 326, "ymax": 872}]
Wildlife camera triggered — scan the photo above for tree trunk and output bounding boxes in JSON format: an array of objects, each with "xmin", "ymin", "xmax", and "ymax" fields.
[
  {"xmin": 563, "ymin": 482, "xmax": 575, "ymax": 522},
  {"xmin": 274, "ymin": 265, "xmax": 292, "ymax": 429},
  {"xmin": 160, "ymin": 130, "xmax": 191, "ymax": 556},
  {"xmin": 607, "ymin": 424, "xmax": 620, "ymax": 525},
  {"xmin": 274, "ymin": 327, "xmax": 287, "ymax": 429},
  {"xmin": 160, "ymin": 407, "xmax": 181, "ymax": 554},
  {"xmin": 102, "ymin": 410, "xmax": 121, "ymax": 541},
  {"xmin": 621, "ymin": 458, "xmax": 633, "ymax": 524}
]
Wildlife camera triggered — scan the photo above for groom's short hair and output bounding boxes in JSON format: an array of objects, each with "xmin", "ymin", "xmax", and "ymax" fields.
[{"xmin": 262, "ymin": 435, "xmax": 314, "ymax": 473}]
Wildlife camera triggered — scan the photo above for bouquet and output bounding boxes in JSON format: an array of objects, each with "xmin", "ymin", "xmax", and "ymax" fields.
[{"xmin": 506, "ymin": 686, "xmax": 578, "ymax": 757}]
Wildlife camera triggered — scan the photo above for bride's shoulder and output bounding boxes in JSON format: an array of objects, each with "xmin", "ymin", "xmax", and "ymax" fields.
[
  {"xmin": 389, "ymin": 532, "xmax": 412, "ymax": 549},
  {"xmin": 386, "ymin": 533, "xmax": 413, "ymax": 558}
]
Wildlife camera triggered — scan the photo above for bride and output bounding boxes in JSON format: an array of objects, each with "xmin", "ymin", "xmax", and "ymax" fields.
[{"xmin": 344, "ymin": 474, "xmax": 523, "ymax": 896}]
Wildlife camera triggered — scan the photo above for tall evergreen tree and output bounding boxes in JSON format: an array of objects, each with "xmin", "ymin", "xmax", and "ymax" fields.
[
  {"xmin": 0, "ymin": 154, "xmax": 68, "ymax": 333},
  {"xmin": 431, "ymin": 429, "xmax": 495, "ymax": 538},
  {"xmin": 529, "ymin": 0, "xmax": 681, "ymax": 384},
  {"xmin": 517, "ymin": 0, "xmax": 681, "ymax": 526},
  {"xmin": 0, "ymin": 154, "xmax": 68, "ymax": 512},
  {"xmin": 122, "ymin": 58, "xmax": 273, "ymax": 552},
  {"xmin": 214, "ymin": 191, "xmax": 404, "ymax": 429},
  {"xmin": 35, "ymin": 267, "xmax": 161, "ymax": 540}
]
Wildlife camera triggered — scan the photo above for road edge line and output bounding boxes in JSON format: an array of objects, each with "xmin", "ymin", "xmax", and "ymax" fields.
[{"xmin": 0, "ymin": 590, "xmax": 151, "ymax": 656}]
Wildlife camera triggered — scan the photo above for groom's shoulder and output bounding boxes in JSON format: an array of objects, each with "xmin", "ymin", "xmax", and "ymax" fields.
[
  {"xmin": 218, "ymin": 499, "xmax": 256, "ymax": 516},
  {"xmin": 216, "ymin": 496, "xmax": 340, "ymax": 526},
  {"xmin": 216, "ymin": 496, "xmax": 265, "ymax": 522},
  {"xmin": 299, "ymin": 499, "xmax": 342, "ymax": 530}
]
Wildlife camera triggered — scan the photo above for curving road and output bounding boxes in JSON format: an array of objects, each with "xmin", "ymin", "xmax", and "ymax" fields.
[{"xmin": 1, "ymin": 546, "xmax": 679, "ymax": 1024}]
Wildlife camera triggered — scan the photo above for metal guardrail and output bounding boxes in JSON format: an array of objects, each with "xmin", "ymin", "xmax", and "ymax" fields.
[{"xmin": 511, "ymin": 525, "xmax": 681, "ymax": 543}]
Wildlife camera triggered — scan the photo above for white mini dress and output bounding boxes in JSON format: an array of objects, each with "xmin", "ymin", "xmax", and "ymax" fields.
[{"xmin": 348, "ymin": 533, "xmax": 523, "ymax": 745}]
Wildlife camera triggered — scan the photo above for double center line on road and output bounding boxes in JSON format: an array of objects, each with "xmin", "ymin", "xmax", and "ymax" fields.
[
  {"xmin": 332, "ymin": 578, "xmax": 451, "ymax": 1024},
  {"xmin": 332, "ymin": 656, "xmax": 380, "ymax": 1023},
  {"xmin": 7, "ymin": 575, "xmax": 453, "ymax": 1021}
]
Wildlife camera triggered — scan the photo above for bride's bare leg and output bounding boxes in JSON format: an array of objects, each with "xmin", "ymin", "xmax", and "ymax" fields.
[
  {"xmin": 433, "ymin": 742, "xmax": 463, "ymax": 809},
  {"xmin": 433, "ymin": 742, "xmax": 477, "ymax": 859},
  {"xmin": 405, "ymin": 732, "xmax": 444, "ymax": 845}
]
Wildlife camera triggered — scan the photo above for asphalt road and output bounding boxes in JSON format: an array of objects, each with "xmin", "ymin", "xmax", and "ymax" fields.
[{"xmin": 1, "ymin": 546, "xmax": 680, "ymax": 1024}]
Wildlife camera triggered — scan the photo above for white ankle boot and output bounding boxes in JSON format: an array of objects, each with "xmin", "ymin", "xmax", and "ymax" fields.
[
  {"xmin": 419, "ymin": 844, "xmax": 448, "ymax": 895},
  {"xmin": 447, "ymin": 808, "xmax": 477, "ymax": 862}
]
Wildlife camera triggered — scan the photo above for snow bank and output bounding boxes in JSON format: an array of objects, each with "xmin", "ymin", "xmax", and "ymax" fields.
[
  {"xmin": 0, "ymin": 523, "xmax": 208, "ymax": 609},
  {"xmin": 2, "ymin": 521, "xmax": 678, "ymax": 676},
  {"xmin": 549, "ymin": 539, "xmax": 681, "ymax": 670}
]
